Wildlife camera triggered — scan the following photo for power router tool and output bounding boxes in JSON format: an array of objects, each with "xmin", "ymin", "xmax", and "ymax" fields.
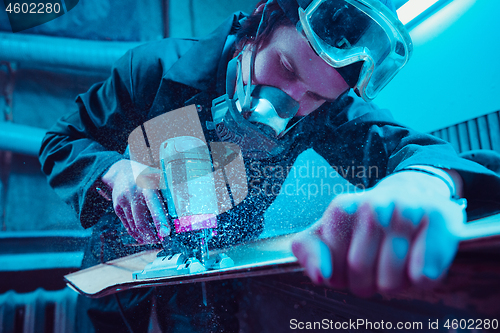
[{"xmin": 133, "ymin": 136, "xmax": 234, "ymax": 280}]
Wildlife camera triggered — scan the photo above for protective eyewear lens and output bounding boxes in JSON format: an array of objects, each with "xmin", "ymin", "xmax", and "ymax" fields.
[{"xmin": 301, "ymin": 0, "xmax": 412, "ymax": 100}]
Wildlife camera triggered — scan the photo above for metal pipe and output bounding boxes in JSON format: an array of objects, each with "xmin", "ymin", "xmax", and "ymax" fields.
[
  {"xmin": 0, "ymin": 122, "xmax": 47, "ymax": 156},
  {"xmin": 0, "ymin": 32, "xmax": 142, "ymax": 75}
]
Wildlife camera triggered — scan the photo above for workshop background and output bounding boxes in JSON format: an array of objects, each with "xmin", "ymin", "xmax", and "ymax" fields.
[{"xmin": 0, "ymin": 0, "xmax": 499, "ymax": 332}]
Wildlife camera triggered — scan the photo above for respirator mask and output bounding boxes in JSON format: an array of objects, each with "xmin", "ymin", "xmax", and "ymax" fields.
[{"xmin": 210, "ymin": 46, "xmax": 300, "ymax": 160}]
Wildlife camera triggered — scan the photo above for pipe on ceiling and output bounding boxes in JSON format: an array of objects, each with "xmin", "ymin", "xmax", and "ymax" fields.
[{"xmin": 0, "ymin": 32, "xmax": 142, "ymax": 75}]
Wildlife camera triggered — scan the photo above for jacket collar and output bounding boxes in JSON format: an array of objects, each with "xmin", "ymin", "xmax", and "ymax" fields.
[{"xmin": 163, "ymin": 12, "xmax": 246, "ymax": 92}]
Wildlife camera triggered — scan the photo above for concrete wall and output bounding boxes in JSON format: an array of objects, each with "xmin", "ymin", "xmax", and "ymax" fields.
[
  {"xmin": 0, "ymin": 0, "xmax": 165, "ymax": 232},
  {"xmin": 375, "ymin": 0, "xmax": 500, "ymax": 133}
]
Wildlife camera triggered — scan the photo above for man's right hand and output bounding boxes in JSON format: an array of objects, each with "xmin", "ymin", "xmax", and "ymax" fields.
[{"xmin": 101, "ymin": 159, "xmax": 170, "ymax": 244}]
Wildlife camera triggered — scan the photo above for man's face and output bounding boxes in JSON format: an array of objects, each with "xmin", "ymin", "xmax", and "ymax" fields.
[{"xmin": 241, "ymin": 25, "xmax": 350, "ymax": 116}]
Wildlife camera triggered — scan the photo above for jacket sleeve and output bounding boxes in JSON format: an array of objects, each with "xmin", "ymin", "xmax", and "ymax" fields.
[
  {"xmin": 312, "ymin": 93, "xmax": 500, "ymax": 220},
  {"xmin": 38, "ymin": 40, "xmax": 185, "ymax": 228}
]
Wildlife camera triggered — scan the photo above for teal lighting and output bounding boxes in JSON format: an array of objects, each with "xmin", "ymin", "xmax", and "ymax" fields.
[{"xmin": 397, "ymin": 0, "xmax": 453, "ymax": 29}]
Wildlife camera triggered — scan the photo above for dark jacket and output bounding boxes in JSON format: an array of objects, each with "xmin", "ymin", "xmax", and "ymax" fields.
[{"xmin": 39, "ymin": 13, "xmax": 500, "ymax": 249}]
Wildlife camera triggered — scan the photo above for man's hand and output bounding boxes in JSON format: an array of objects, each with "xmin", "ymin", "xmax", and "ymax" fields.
[
  {"xmin": 101, "ymin": 159, "xmax": 170, "ymax": 244},
  {"xmin": 291, "ymin": 170, "xmax": 466, "ymax": 296}
]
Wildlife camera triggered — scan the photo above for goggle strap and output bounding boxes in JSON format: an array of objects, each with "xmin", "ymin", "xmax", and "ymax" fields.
[
  {"xmin": 243, "ymin": 48, "xmax": 255, "ymax": 111},
  {"xmin": 240, "ymin": 0, "xmax": 274, "ymax": 113},
  {"xmin": 225, "ymin": 56, "xmax": 239, "ymax": 98},
  {"xmin": 255, "ymin": 0, "xmax": 273, "ymax": 37}
]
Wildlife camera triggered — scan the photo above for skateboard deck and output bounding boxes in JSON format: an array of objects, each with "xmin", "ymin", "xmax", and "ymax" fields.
[
  {"xmin": 65, "ymin": 213, "xmax": 500, "ymax": 299},
  {"xmin": 65, "ymin": 233, "xmax": 302, "ymax": 298}
]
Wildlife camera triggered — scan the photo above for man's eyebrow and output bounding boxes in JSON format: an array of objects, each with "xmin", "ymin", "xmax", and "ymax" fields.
[{"xmin": 285, "ymin": 53, "xmax": 337, "ymax": 103}]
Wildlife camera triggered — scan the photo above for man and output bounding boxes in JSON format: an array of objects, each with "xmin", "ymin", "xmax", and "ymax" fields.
[{"xmin": 39, "ymin": 0, "xmax": 500, "ymax": 331}]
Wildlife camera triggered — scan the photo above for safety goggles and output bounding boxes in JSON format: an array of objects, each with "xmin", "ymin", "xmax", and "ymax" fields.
[{"xmin": 297, "ymin": 0, "xmax": 413, "ymax": 101}]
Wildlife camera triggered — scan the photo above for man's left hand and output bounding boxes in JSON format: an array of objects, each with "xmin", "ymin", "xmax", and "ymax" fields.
[{"xmin": 291, "ymin": 170, "xmax": 466, "ymax": 296}]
